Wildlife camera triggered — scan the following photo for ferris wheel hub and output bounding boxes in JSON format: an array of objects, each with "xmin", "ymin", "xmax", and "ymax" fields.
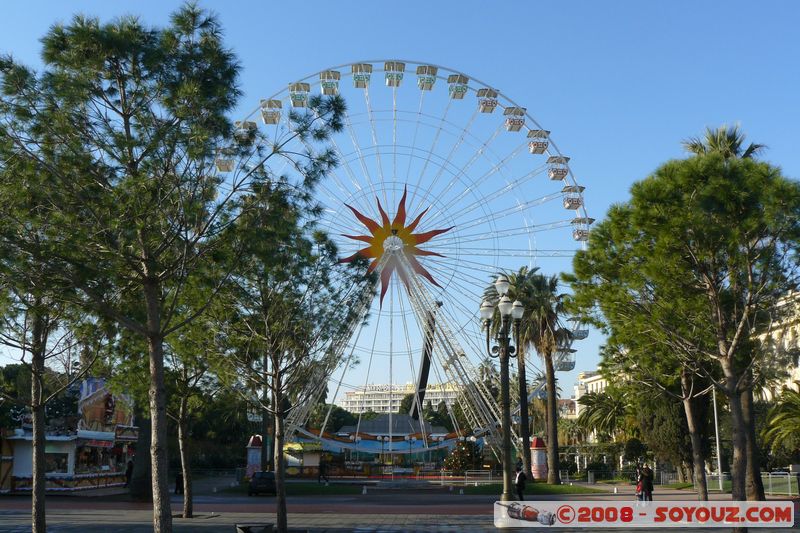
[{"xmin": 383, "ymin": 235, "xmax": 404, "ymax": 252}]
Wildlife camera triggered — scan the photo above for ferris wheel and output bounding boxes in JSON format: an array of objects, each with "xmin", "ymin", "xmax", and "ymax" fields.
[{"xmin": 222, "ymin": 60, "xmax": 591, "ymax": 458}]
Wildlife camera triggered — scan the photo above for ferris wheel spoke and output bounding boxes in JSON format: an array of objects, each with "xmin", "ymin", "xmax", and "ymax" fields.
[
  {"xmin": 411, "ymin": 121, "xmax": 503, "ymax": 220},
  {"xmin": 433, "ymin": 220, "xmax": 573, "ymax": 246},
  {"xmin": 421, "ymin": 139, "xmax": 532, "ymax": 230},
  {"xmin": 286, "ymin": 107, "xmax": 377, "ymax": 217},
  {"xmin": 434, "ymin": 191, "xmax": 563, "ymax": 235},
  {"xmin": 410, "ymin": 97, "xmax": 454, "ymax": 209},
  {"xmin": 343, "ymin": 108, "xmax": 381, "ymax": 219},
  {"xmin": 423, "ymin": 262, "xmax": 494, "ymax": 303},
  {"xmin": 353, "ymin": 304, "xmax": 383, "ymax": 440},
  {"xmin": 319, "ymin": 307, "xmax": 369, "ymax": 437},
  {"xmin": 392, "ymin": 86, "xmax": 398, "ymax": 209},
  {"xmin": 403, "ymin": 89, "xmax": 426, "ymax": 187},
  {"xmin": 431, "ymin": 162, "xmax": 549, "ymax": 228},
  {"xmin": 363, "ymin": 86, "xmax": 388, "ymax": 208},
  {"xmin": 419, "ymin": 107, "xmax": 478, "ymax": 211}
]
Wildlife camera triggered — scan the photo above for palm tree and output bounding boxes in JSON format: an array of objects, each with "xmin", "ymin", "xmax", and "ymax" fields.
[
  {"xmin": 558, "ymin": 418, "xmax": 587, "ymax": 447},
  {"xmin": 576, "ymin": 387, "xmax": 633, "ymax": 441},
  {"xmin": 487, "ymin": 269, "xmax": 569, "ymax": 484},
  {"xmin": 763, "ymin": 387, "xmax": 800, "ymax": 453},
  {"xmin": 484, "ymin": 266, "xmax": 542, "ymax": 482},
  {"xmin": 682, "ymin": 124, "xmax": 765, "ymax": 159}
]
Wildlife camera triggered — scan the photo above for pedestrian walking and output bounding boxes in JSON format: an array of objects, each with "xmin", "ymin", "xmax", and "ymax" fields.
[
  {"xmin": 125, "ymin": 460, "xmax": 134, "ymax": 487},
  {"xmin": 515, "ymin": 466, "xmax": 527, "ymax": 501},
  {"xmin": 640, "ymin": 464, "xmax": 654, "ymax": 501},
  {"xmin": 175, "ymin": 471, "xmax": 184, "ymax": 495},
  {"xmin": 318, "ymin": 460, "xmax": 329, "ymax": 484}
]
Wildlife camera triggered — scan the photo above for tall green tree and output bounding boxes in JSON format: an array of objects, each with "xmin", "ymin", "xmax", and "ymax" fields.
[
  {"xmin": 683, "ymin": 124, "xmax": 775, "ymax": 502},
  {"xmin": 0, "ymin": 6, "xmax": 344, "ymax": 531},
  {"xmin": 522, "ymin": 273, "xmax": 568, "ymax": 485},
  {"xmin": 568, "ymin": 148, "xmax": 800, "ymax": 505},
  {"xmin": 211, "ymin": 182, "xmax": 369, "ymax": 533}
]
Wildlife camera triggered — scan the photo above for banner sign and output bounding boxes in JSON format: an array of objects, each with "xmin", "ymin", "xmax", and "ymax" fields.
[{"xmin": 494, "ymin": 501, "xmax": 795, "ymax": 528}]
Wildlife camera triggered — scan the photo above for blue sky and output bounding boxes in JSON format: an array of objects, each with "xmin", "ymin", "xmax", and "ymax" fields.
[{"xmin": 2, "ymin": 1, "xmax": 799, "ymax": 398}]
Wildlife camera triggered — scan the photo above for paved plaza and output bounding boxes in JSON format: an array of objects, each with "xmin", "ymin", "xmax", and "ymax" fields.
[{"xmin": 0, "ymin": 481, "xmax": 797, "ymax": 532}]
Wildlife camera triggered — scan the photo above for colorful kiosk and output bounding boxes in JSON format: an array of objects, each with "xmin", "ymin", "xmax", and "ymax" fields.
[{"xmin": 4, "ymin": 378, "xmax": 137, "ymax": 492}]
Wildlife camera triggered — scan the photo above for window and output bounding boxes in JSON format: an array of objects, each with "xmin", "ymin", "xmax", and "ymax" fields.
[{"xmin": 45, "ymin": 453, "xmax": 69, "ymax": 474}]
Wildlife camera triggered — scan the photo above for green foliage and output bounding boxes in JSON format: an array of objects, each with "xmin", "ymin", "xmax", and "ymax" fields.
[
  {"xmin": 623, "ymin": 438, "xmax": 647, "ymax": 462},
  {"xmin": 305, "ymin": 404, "xmax": 357, "ymax": 432},
  {"xmin": 576, "ymin": 385, "xmax": 636, "ymax": 441},
  {"xmin": 360, "ymin": 409, "xmax": 379, "ymax": 421},
  {"xmin": 763, "ymin": 388, "xmax": 800, "ymax": 455},
  {"xmin": 399, "ymin": 393, "xmax": 414, "ymax": 415},
  {"xmin": 423, "ymin": 400, "xmax": 452, "ymax": 431},
  {"xmin": 682, "ymin": 124, "xmax": 766, "ymax": 160},
  {"xmin": 635, "ymin": 391, "xmax": 693, "ymax": 470}
]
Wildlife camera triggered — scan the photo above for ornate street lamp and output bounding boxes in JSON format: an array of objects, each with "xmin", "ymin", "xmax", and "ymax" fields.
[
  {"xmin": 480, "ymin": 274, "xmax": 524, "ymax": 502},
  {"xmin": 404, "ymin": 435, "xmax": 417, "ymax": 465},
  {"xmin": 349, "ymin": 434, "xmax": 362, "ymax": 463}
]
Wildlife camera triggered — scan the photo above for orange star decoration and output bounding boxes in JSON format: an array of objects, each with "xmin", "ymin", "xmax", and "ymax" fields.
[{"xmin": 340, "ymin": 188, "xmax": 453, "ymax": 305}]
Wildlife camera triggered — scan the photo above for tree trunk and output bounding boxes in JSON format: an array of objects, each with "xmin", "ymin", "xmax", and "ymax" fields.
[
  {"xmin": 544, "ymin": 351, "xmax": 561, "ymax": 485},
  {"xmin": 516, "ymin": 350, "xmax": 533, "ymax": 481},
  {"xmin": 740, "ymin": 382, "xmax": 765, "ymax": 501},
  {"xmin": 144, "ymin": 280, "xmax": 172, "ymax": 533},
  {"xmin": 273, "ymin": 369, "xmax": 288, "ymax": 533},
  {"xmin": 177, "ymin": 397, "xmax": 193, "ymax": 518},
  {"xmin": 721, "ymin": 359, "xmax": 746, "ymax": 502},
  {"xmin": 261, "ymin": 354, "xmax": 273, "ymax": 471},
  {"xmin": 30, "ymin": 309, "xmax": 47, "ymax": 533},
  {"xmin": 681, "ymin": 371, "xmax": 708, "ymax": 500}
]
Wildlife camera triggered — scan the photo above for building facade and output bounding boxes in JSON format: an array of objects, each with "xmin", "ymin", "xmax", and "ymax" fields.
[
  {"xmin": 337, "ymin": 382, "xmax": 459, "ymax": 414},
  {"xmin": 757, "ymin": 292, "xmax": 800, "ymax": 400},
  {"xmin": 573, "ymin": 370, "xmax": 610, "ymax": 418}
]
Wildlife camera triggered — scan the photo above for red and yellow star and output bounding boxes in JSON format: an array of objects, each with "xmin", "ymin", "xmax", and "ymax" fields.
[{"xmin": 340, "ymin": 188, "xmax": 453, "ymax": 305}]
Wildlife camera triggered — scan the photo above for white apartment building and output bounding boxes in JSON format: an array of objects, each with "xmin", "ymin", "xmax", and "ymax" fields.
[
  {"xmin": 573, "ymin": 370, "xmax": 610, "ymax": 418},
  {"xmin": 757, "ymin": 292, "xmax": 800, "ymax": 400},
  {"xmin": 337, "ymin": 382, "xmax": 460, "ymax": 414}
]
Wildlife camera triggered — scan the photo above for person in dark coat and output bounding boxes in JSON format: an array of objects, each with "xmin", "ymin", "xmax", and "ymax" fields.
[
  {"xmin": 318, "ymin": 460, "xmax": 329, "ymax": 484},
  {"xmin": 514, "ymin": 466, "xmax": 527, "ymax": 501},
  {"xmin": 640, "ymin": 464, "xmax": 654, "ymax": 501},
  {"xmin": 125, "ymin": 460, "xmax": 134, "ymax": 487},
  {"xmin": 175, "ymin": 471, "xmax": 184, "ymax": 495}
]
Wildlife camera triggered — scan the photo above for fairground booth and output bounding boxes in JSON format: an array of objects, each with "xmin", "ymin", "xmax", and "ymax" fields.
[
  {"xmin": 245, "ymin": 414, "xmax": 463, "ymax": 478},
  {"xmin": 1, "ymin": 378, "xmax": 137, "ymax": 493}
]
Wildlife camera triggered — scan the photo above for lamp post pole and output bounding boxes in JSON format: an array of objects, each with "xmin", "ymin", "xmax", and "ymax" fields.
[{"xmin": 481, "ymin": 274, "xmax": 524, "ymax": 502}]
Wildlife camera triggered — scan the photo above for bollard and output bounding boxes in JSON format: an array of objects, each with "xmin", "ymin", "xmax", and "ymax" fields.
[
  {"xmin": 614, "ymin": 487, "xmax": 618, "ymax": 494},
  {"xmin": 362, "ymin": 485, "xmax": 367, "ymax": 495}
]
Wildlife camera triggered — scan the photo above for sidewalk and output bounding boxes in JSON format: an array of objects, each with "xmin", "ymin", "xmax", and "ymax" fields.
[{"xmin": 0, "ymin": 508, "xmax": 797, "ymax": 533}]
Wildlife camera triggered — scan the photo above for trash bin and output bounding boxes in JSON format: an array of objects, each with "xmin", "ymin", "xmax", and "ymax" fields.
[{"xmin": 235, "ymin": 524, "xmax": 274, "ymax": 533}]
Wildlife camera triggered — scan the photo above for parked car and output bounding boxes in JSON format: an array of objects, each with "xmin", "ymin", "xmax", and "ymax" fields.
[{"xmin": 248, "ymin": 471, "xmax": 276, "ymax": 496}]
